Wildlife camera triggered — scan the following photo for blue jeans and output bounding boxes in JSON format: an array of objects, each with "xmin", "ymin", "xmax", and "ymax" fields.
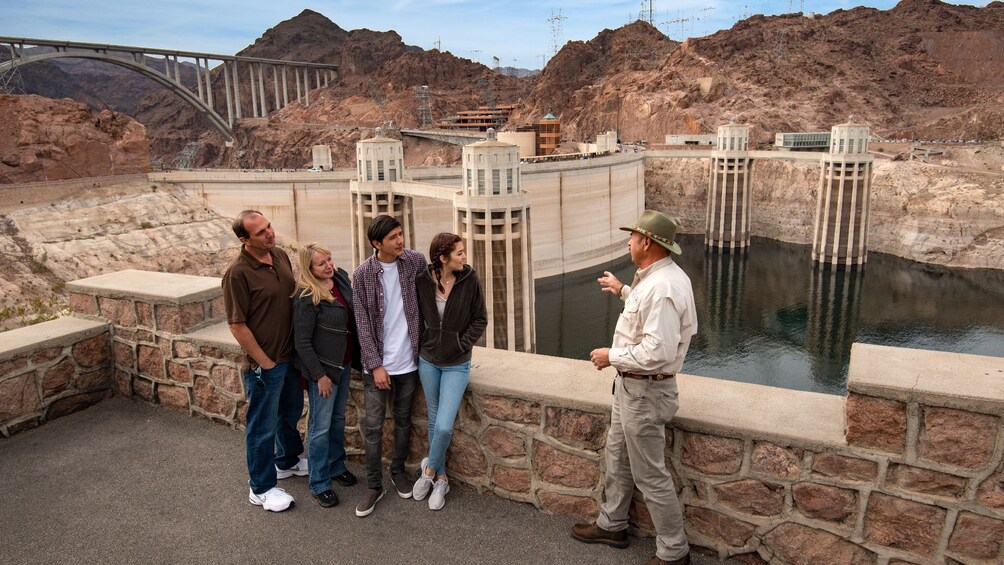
[
  {"xmin": 418, "ymin": 357, "xmax": 471, "ymax": 476},
  {"xmin": 242, "ymin": 361, "xmax": 305, "ymax": 495},
  {"xmin": 306, "ymin": 365, "xmax": 352, "ymax": 495}
]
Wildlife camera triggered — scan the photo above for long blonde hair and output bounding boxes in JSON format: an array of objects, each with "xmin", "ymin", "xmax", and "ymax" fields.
[{"xmin": 295, "ymin": 242, "xmax": 335, "ymax": 305}]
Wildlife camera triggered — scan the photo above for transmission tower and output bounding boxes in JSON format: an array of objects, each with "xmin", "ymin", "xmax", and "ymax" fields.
[
  {"xmin": 0, "ymin": 52, "xmax": 25, "ymax": 95},
  {"xmin": 548, "ymin": 9, "xmax": 567, "ymax": 59},
  {"xmin": 471, "ymin": 49, "xmax": 482, "ymax": 64},
  {"xmin": 433, "ymin": 37, "xmax": 442, "ymax": 51},
  {"xmin": 640, "ymin": 0, "xmax": 656, "ymax": 25},
  {"xmin": 416, "ymin": 85, "xmax": 433, "ymax": 127}
]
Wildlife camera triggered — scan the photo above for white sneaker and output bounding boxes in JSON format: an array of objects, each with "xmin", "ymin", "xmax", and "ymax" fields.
[
  {"xmin": 412, "ymin": 457, "xmax": 435, "ymax": 501},
  {"xmin": 428, "ymin": 479, "xmax": 450, "ymax": 511},
  {"xmin": 276, "ymin": 458, "xmax": 308, "ymax": 479},
  {"xmin": 249, "ymin": 486, "xmax": 294, "ymax": 512}
]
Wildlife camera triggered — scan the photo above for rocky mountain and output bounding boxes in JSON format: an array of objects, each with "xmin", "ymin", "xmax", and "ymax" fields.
[
  {"xmin": 522, "ymin": 0, "xmax": 1004, "ymax": 143},
  {"xmin": 0, "ymin": 95, "xmax": 149, "ymax": 183}
]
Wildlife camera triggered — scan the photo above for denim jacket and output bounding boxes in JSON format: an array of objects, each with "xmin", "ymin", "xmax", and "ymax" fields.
[{"xmin": 292, "ymin": 268, "xmax": 358, "ymax": 382}]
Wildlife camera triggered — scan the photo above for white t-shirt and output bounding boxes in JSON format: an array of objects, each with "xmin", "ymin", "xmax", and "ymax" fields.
[{"xmin": 379, "ymin": 259, "xmax": 417, "ymax": 375}]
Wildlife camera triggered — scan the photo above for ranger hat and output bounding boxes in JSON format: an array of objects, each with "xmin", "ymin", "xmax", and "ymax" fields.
[{"xmin": 620, "ymin": 210, "xmax": 683, "ymax": 255}]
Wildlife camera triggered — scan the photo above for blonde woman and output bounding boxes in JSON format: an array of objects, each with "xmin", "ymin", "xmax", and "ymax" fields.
[{"xmin": 292, "ymin": 242, "xmax": 359, "ymax": 507}]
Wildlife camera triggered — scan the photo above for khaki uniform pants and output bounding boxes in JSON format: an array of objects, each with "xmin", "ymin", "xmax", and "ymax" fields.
[{"xmin": 597, "ymin": 375, "xmax": 689, "ymax": 561}]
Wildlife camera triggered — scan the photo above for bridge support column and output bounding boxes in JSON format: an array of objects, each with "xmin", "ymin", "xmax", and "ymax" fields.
[
  {"xmin": 195, "ymin": 58, "xmax": 204, "ymax": 101},
  {"xmin": 272, "ymin": 66, "xmax": 280, "ymax": 112},
  {"xmin": 231, "ymin": 61, "xmax": 242, "ymax": 119},
  {"xmin": 295, "ymin": 68, "xmax": 302, "ymax": 105},
  {"xmin": 303, "ymin": 68, "xmax": 310, "ymax": 107},
  {"xmin": 349, "ymin": 133, "xmax": 413, "ymax": 268},
  {"xmin": 811, "ymin": 118, "xmax": 873, "ymax": 268},
  {"xmin": 706, "ymin": 120, "xmax": 752, "ymax": 252},
  {"xmin": 223, "ymin": 63, "xmax": 233, "ymax": 127},
  {"xmin": 281, "ymin": 67, "xmax": 289, "ymax": 107},
  {"xmin": 257, "ymin": 63, "xmax": 267, "ymax": 116},
  {"xmin": 248, "ymin": 64, "xmax": 258, "ymax": 118},
  {"xmin": 204, "ymin": 59, "xmax": 214, "ymax": 109},
  {"xmin": 172, "ymin": 56, "xmax": 180, "ymax": 85}
]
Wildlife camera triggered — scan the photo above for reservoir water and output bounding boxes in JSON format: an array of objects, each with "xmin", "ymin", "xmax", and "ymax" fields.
[{"xmin": 534, "ymin": 234, "xmax": 1004, "ymax": 395}]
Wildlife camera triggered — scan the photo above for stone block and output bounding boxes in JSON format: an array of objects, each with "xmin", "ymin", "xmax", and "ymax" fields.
[
  {"xmin": 681, "ymin": 432, "xmax": 743, "ymax": 475},
  {"xmin": 190, "ymin": 360, "xmax": 210, "ymax": 374},
  {"xmin": 193, "ymin": 376, "xmax": 235, "ymax": 418},
  {"xmin": 133, "ymin": 377, "xmax": 154, "ymax": 401},
  {"xmin": 345, "ymin": 405, "xmax": 358, "ymax": 428},
  {"xmin": 157, "ymin": 384, "xmax": 190, "ymax": 412},
  {"xmin": 477, "ymin": 394, "xmax": 540, "ymax": 425},
  {"xmin": 845, "ymin": 394, "xmax": 906, "ymax": 453},
  {"xmin": 544, "ymin": 407, "xmax": 607, "ymax": 451},
  {"xmin": 536, "ymin": 490, "xmax": 598, "ymax": 521},
  {"xmin": 136, "ymin": 302, "xmax": 154, "ymax": 328},
  {"xmin": 412, "ymin": 385, "xmax": 427, "ymax": 419},
  {"xmin": 114, "ymin": 369, "xmax": 132, "ymax": 396},
  {"xmin": 0, "ymin": 373, "xmax": 41, "ymax": 422},
  {"xmin": 30, "ymin": 347, "xmax": 63, "ymax": 365},
  {"xmin": 408, "ymin": 424, "xmax": 428, "ymax": 466},
  {"xmin": 887, "ymin": 464, "xmax": 967, "ymax": 499},
  {"xmin": 135, "ymin": 330, "xmax": 154, "ymax": 344},
  {"xmin": 948, "ymin": 512, "xmax": 1004, "ymax": 560},
  {"xmin": 5, "ymin": 416, "xmax": 41, "ymax": 436},
  {"xmin": 459, "ymin": 395, "xmax": 481, "ymax": 432},
  {"xmin": 156, "ymin": 304, "xmax": 205, "ymax": 333},
  {"xmin": 863, "ymin": 492, "xmax": 946, "ymax": 556},
  {"xmin": 46, "ymin": 390, "xmax": 109, "ymax": 420},
  {"xmin": 918, "ymin": 406, "xmax": 998, "ymax": 470},
  {"xmin": 42, "ymin": 358, "xmax": 75, "ymax": 397},
  {"xmin": 762, "ymin": 523, "xmax": 876, "ymax": 564},
  {"xmin": 812, "ymin": 452, "xmax": 878, "ymax": 482},
  {"xmin": 98, "ymin": 297, "xmax": 136, "ymax": 327},
  {"xmin": 236, "ymin": 402, "xmax": 248, "ymax": 427},
  {"xmin": 446, "ymin": 429, "xmax": 487, "ymax": 478},
  {"xmin": 137, "ymin": 345, "xmax": 164, "ymax": 380},
  {"xmin": 69, "ymin": 292, "xmax": 98, "ymax": 315},
  {"xmin": 344, "ymin": 426, "xmax": 363, "ymax": 451},
  {"xmin": 167, "ymin": 362, "xmax": 193, "ymax": 386},
  {"xmin": 492, "ymin": 465, "xmax": 531, "ymax": 493},
  {"xmin": 0, "ymin": 356, "xmax": 29, "ymax": 377},
  {"xmin": 977, "ymin": 463, "xmax": 1004, "ymax": 508},
  {"xmin": 629, "ymin": 495, "xmax": 655, "ymax": 532},
  {"xmin": 156, "ymin": 337, "xmax": 173, "ymax": 357},
  {"xmin": 751, "ymin": 442, "xmax": 803, "ymax": 479},
  {"xmin": 211, "ymin": 364, "xmax": 243, "ymax": 396},
  {"xmin": 75, "ymin": 368, "xmax": 111, "ymax": 391},
  {"xmin": 115, "ymin": 329, "xmax": 136, "ymax": 342},
  {"xmin": 172, "ymin": 340, "xmax": 197, "ymax": 359},
  {"xmin": 209, "ymin": 296, "xmax": 226, "ymax": 320},
  {"xmin": 686, "ymin": 506, "xmax": 757, "ymax": 547},
  {"xmin": 533, "ymin": 441, "xmax": 600, "ymax": 489},
  {"xmin": 714, "ymin": 479, "xmax": 785, "ymax": 516},
  {"xmin": 792, "ymin": 482, "xmax": 858, "ymax": 524},
  {"xmin": 113, "ymin": 340, "xmax": 135, "ymax": 370},
  {"xmin": 483, "ymin": 425, "xmax": 527, "ymax": 459},
  {"xmin": 72, "ymin": 333, "xmax": 110, "ymax": 367}
]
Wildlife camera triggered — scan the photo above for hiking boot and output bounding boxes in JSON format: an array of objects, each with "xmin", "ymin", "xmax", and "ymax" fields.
[
  {"xmin": 428, "ymin": 478, "xmax": 450, "ymax": 511},
  {"xmin": 248, "ymin": 486, "xmax": 294, "ymax": 512},
  {"xmin": 355, "ymin": 488, "xmax": 385, "ymax": 517},
  {"xmin": 571, "ymin": 523, "xmax": 629, "ymax": 549},
  {"xmin": 313, "ymin": 489, "xmax": 339, "ymax": 508},
  {"xmin": 332, "ymin": 470, "xmax": 357, "ymax": 487},
  {"xmin": 275, "ymin": 458, "xmax": 308, "ymax": 479},
  {"xmin": 412, "ymin": 457, "xmax": 434, "ymax": 501},
  {"xmin": 391, "ymin": 470, "xmax": 413, "ymax": 499}
]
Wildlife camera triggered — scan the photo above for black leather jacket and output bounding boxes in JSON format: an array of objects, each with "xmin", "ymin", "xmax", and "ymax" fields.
[{"xmin": 292, "ymin": 267, "xmax": 359, "ymax": 382}]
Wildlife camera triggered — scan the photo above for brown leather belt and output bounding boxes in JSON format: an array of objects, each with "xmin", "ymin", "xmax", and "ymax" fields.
[{"xmin": 619, "ymin": 372, "xmax": 674, "ymax": 381}]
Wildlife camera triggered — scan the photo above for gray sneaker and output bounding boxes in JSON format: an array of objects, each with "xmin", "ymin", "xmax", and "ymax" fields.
[
  {"xmin": 429, "ymin": 479, "xmax": 450, "ymax": 511},
  {"xmin": 355, "ymin": 488, "xmax": 384, "ymax": 517},
  {"xmin": 412, "ymin": 457, "xmax": 434, "ymax": 501},
  {"xmin": 391, "ymin": 470, "xmax": 413, "ymax": 499}
]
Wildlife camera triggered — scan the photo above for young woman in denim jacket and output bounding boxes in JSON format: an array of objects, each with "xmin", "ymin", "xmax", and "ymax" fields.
[
  {"xmin": 292, "ymin": 242, "xmax": 360, "ymax": 507},
  {"xmin": 411, "ymin": 233, "xmax": 487, "ymax": 510}
]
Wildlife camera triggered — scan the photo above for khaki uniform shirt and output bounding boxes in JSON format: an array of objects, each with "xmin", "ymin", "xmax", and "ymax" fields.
[{"xmin": 609, "ymin": 256, "xmax": 697, "ymax": 375}]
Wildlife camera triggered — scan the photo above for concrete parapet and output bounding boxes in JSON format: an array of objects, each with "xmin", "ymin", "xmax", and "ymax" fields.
[
  {"xmin": 2, "ymin": 270, "xmax": 1002, "ymax": 563},
  {"xmin": 0, "ymin": 317, "xmax": 112, "ymax": 437}
]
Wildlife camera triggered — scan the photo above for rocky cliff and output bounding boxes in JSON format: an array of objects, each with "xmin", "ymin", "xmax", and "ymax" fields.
[{"xmin": 0, "ymin": 95, "xmax": 150, "ymax": 184}]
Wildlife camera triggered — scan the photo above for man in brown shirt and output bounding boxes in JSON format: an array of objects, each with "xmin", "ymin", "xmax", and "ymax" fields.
[{"xmin": 222, "ymin": 210, "xmax": 306, "ymax": 512}]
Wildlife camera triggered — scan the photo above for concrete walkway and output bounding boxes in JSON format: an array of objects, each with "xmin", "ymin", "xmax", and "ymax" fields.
[{"xmin": 1, "ymin": 398, "xmax": 728, "ymax": 565}]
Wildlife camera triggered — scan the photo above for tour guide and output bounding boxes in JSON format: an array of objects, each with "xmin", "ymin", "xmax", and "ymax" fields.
[{"xmin": 572, "ymin": 210, "xmax": 698, "ymax": 565}]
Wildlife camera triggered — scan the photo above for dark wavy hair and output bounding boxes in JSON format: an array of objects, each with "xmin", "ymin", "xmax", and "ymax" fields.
[
  {"xmin": 429, "ymin": 232, "xmax": 463, "ymax": 294},
  {"xmin": 367, "ymin": 215, "xmax": 402, "ymax": 249}
]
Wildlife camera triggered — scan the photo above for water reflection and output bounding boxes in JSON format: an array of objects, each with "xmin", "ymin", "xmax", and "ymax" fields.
[{"xmin": 534, "ymin": 234, "xmax": 1004, "ymax": 395}]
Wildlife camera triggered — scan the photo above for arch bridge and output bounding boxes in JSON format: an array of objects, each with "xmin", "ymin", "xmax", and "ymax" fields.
[{"xmin": 0, "ymin": 37, "xmax": 339, "ymax": 142}]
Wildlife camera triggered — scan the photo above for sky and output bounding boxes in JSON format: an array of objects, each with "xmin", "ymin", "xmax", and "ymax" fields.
[{"xmin": 2, "ymin": 0, "xmax": 993, "ymax": 69}]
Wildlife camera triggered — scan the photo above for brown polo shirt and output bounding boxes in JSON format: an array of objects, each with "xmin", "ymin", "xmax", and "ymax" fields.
[{"xmin": 222, "ymin": 246, "xmax": 296, "ymax": 367}]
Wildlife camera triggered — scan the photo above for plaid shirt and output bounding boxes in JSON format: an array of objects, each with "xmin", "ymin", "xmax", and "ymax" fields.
[{"xmin": 352, "ymin": 248, "xmax": 426, "ymax": 373}]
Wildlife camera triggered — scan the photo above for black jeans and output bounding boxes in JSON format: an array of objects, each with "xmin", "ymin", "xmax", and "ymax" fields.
[{"xmin": 362, "ymin": 370, "xmax": 418, "ymax": 489}]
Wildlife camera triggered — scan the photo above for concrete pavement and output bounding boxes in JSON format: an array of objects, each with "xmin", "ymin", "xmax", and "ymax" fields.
[{"xmin": 0, "ymin": 397, "xmax": 728, "ymax": 565}]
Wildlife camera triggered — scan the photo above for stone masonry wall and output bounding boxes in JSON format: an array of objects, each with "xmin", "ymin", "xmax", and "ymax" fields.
[
  {"xmin": 4, "ymin": 270, "xmax": 1003, "ymax": 564},
  {"xmin": 0, "ymin": 317, "xmax": 112, "ymax": 437}
]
